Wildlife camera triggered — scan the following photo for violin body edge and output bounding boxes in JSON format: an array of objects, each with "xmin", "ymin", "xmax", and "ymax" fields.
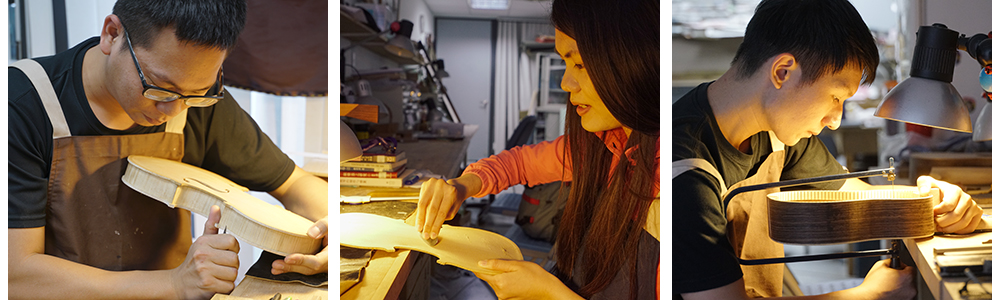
[
  {"xmin": 767, "ymin": 190, "xmax": 936, "ymax": 245},
  {"xmin": 122, "ymin": 155, "xmax": 323, "ymax": 256}
]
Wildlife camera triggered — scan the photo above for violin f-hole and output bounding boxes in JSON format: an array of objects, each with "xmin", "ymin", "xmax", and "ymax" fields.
[{"xmin": 184, "ymin": 177, "xmax": 231, "ymax": 193}]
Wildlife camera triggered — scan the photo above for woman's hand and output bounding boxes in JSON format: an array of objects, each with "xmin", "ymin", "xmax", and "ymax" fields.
[
  {"xmin": 272, "ymin": 216, "xmax": 328, "ymax": 275},
  {"xmin": 917, "ymin": 176, "xmax": 983, "ymax": 233},
  {"xmin": 415, "ymin": 174, "xmax": 482, "ymax": 240},
  {"xmin": 474, "ymin": 259, "xmax": 583, "ymax": 300}
]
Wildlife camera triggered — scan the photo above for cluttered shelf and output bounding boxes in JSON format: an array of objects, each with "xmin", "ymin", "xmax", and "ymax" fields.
[{"xmin": 340, "ymin": 10, "xmax": 422, "ymax": 65}]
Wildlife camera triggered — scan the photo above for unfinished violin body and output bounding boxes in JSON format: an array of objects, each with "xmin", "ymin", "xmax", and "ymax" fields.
[
  {"xmin": 122, "ymin": 155, "xmax": 322, "ymax": 256},
  {"xmin": 766, "ymin": 189, "xmax": 936, "ymax": 245}
]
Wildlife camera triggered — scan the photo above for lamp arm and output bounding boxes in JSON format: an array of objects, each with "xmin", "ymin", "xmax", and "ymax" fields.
[{"xmin": 958, "ymin": 33, "xmax": 991, "ymax": 68}]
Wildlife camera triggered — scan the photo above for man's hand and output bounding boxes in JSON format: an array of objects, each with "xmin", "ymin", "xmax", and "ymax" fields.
[
  {"xmin": 170, "ymin": 205, "xmax": 240, "ymax": 299},
  {"xmin": 846, "ymin": 259, "xmax": 916, "ymax": 300},
  {"xmin": 917, "ymin": 176, "xmax": 983, "ymax": 233},
  {"xmin": 272, "ymin": 216, "xmax": 329, "ymax": 275},
  {"xmin": 474, "ymin": 259, "xmax": 583, "ymax": 300}
]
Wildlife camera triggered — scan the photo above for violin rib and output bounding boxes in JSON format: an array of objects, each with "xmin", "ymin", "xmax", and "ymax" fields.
[{"xmin": 767, "ymin": 190, "xmax": 936, "ymax": 245}]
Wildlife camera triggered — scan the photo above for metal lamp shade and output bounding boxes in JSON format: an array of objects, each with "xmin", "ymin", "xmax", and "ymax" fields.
[
  {"xmin": 973, "ymin": 101, "xmax": 991, "ymax": 141},
  {"xmin": 385, "ymin": 20, "xmax": 416, "ymax": 58},
  {"xmin": 875, "ymin": 76, "xmax": 972, "ymax": 132},
  {"xmin": 341, "ymin": 121, "xmax": 364, "ymax": 162},
  {"xmin": 385, "ymin": 35, "xmax": 416, "ymax": 58}
]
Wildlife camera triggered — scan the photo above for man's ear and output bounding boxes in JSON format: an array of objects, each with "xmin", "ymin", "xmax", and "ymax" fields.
[
  {"xmin": 769, "ymin": 53, "xmax": 799, "ymax": 90},
  {"xmin": 99, "ymin": 14, "xmax": 123, "ymax": 55}
]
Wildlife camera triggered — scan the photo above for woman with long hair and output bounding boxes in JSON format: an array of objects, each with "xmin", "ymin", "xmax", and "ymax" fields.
[{"xmin": 415, "ymin": 0, "xmax": 659, "ymax": 298}]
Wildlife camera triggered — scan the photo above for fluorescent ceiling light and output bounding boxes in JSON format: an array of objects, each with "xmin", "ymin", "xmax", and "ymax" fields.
[{"xmin": 469, "ymin": 0, "xmax": 509, "ymax": 10}]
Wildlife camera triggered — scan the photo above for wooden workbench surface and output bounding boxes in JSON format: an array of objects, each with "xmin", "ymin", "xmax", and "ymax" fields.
[{"xmin": 904, "ymin": 207, "xmax": 992, "ymax": 300}]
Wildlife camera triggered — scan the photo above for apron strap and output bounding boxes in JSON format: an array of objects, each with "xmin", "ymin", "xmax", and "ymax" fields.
[
  {"xmin": 767, "ymin": 131, "xmax": 784, "ymax": 152},
  {"xmin": 644, "ymin": 197, "xmax": 659, "ymax": 241},
  {"xmin": 165, "ymin": 108, "xmax": 187, "ymax": 134},
  {"xmin": 10, "ymin": 59, "xmax": 71, "ymax": 139},
  {"xmin": 672, "ymin": 158, "xmax": 726, "ymax": 191}
]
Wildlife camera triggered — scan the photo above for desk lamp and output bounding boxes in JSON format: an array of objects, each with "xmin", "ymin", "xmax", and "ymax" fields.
[
  {"xmin": 433, "ymin": 59, "xmax": 450, "ymax": 78},
  {"xmin": 875, "ymin": 24, "xmax": 992, "ymax": 137},
  {"xmin": 384, "ymin": 20, "xmax": 416, "ymax": 59},
  {"xmin": 341, "ymin": 120, "xmax": 364, "ymax": 162}
]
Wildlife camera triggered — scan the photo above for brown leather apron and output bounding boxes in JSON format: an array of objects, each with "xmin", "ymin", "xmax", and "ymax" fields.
[
  {"xmin": 723, "ymin": 131, "xmax": 786, "ymax": 297},
  {"xmin": 13, "ymin": 59, "xmax": 192, "ymax": 271},
  {"xmin": 672, "ymin": 131, "xmax": 786, "ymax": 297}
]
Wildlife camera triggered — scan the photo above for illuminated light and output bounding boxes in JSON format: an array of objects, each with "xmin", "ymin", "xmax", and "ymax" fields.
[{"xmin": 469, "ymin": 0, "xmax": 509, "ymax": 10}]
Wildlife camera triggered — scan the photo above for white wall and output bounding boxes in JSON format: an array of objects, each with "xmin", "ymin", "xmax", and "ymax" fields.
[
  {"xmin": 852, "ymin": 0, "xmax": 897, "ymax": 32},
  {"xmin": 437, "ymin": 18, "xmax": 494, "ymax": 162},
  {"xmin": 65, "ymin": 0, "xmax": 114, "ymax": 47},
  {"xmin": 399, "ymin": 0, "xmax": 435, "ymax": 46},
  {"xmin": 23, "ymin": 0, "xmax": 56, "ymax": 57}
]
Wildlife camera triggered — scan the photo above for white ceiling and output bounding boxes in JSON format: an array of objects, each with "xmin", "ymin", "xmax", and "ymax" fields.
[{"xmin": 424, "ymin": 0, "xmax": 554, "ymax": 20}]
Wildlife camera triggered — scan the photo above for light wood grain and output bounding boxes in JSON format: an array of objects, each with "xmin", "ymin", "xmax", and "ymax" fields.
[
  {"xmin": 228, "ymin": 276, "xmax": 328, "ymax": 300},
  {"xmin": 341, "ymin": 104, "xmax": 379, "ymax": 123},
  {"xmin": 122, "ymin": 155, "xmax": 322, "ymax": 256},
  {"xmin": 340, "ymin": 213, "xmax": 522, "ymax": 275}
]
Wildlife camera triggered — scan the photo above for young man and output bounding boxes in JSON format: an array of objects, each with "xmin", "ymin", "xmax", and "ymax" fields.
[
  {"xmin": 8, "ymin": 1, "xmax": 328, "ymax": 298},
  {"xmin": 672, "ymin": 0, "xmax": 983, "ymax": 299}
]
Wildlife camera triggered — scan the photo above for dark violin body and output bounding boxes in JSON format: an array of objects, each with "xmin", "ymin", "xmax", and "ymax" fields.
[{"xmin": 767, "ymin": 190, "xmax": 936, "ymax": 245}]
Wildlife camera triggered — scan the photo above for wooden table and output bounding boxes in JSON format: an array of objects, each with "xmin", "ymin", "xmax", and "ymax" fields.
[
  {"xmin": 397, "ymin": 138, "xmax": 473, "ymax": 178},
  {"xmin": 212, "ymin": 276, "xmax": 329, "ymax": 300},
  {"xmin": 904, "ymin": 207, "xmax": 992, "ymax": 300},
  {"xmin": 340, "ymin": 213, "xmax": 421, "ymax": 300},
  {"xmin": 340, "ymin": 137, "xmax": 473, "ymax": 299}
]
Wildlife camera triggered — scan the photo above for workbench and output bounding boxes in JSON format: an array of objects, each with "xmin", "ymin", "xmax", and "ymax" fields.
[
  {"xmin": 904, "ymin": 206, "xmax": 992, "ymax": 300},
  {"xmin": 396, "ymin": 138, "xmax": 473, "ymax": 179},
  {"xmin": 340, "ymin": 137, "xmax": 475, "ymax": 299}
]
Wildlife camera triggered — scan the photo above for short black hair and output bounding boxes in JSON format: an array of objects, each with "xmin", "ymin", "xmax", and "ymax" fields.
[
  {"xmin": 113, "ymin": 0, "xmax": 247, "ymax": 51},
  {"xmin": 731, "ymin": 0, "xmax": 879, "ymax": 85}
]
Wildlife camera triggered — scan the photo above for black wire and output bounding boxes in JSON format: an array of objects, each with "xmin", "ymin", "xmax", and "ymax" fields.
[{"xmin": 344, "ymin": 64, "xmax": 362, "ymax": 80}]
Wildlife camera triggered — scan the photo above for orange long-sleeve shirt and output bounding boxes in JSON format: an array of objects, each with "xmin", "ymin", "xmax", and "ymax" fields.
[{"xmin": 463, "ymin": 128, "xmax": 660, "ymax": 198}]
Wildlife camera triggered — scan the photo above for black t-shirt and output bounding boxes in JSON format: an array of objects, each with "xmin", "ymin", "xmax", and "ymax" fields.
[
  {"xmin": 671, "ymin": 82, "xmax": 846, "ymax": 295},
  {"xmin": 9, "ymin": 37, "xmax": 296, "ymax": 228}
]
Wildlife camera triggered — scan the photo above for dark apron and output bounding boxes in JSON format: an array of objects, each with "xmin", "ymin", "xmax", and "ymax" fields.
[
  {"xmin": 672, "ymin": 131, "xmax": 786, "ymax": 297},
  {"xmin": 559, "ymin": 198, "xmax": 660, "ymax": 299},
  {"xmin": 12, "ymin": 59, "xmax": 192, "ymax": 271}
]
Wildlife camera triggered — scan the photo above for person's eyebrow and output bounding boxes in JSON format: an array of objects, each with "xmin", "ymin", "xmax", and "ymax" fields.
[
  {"xmin": 562, "ymin": 50, "xmax": 577, "ymax": 59},
  {"xmin": 149, "ymin": 70, "xmax": 213, "ymax": 92},
  {"xmin": 838, "ymin": 81, "xmax": 855, "ymax": 98}
]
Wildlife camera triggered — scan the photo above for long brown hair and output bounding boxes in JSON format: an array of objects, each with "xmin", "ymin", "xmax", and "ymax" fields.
[{"xmin": 551, "ymin": 0, "xmax": 659, "ymax": 297}]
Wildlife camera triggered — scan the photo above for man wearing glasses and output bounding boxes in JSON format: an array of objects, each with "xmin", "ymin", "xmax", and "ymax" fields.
[{"xmin": 7, "ymin": 1, "xmax": 328, "ymax": 299}]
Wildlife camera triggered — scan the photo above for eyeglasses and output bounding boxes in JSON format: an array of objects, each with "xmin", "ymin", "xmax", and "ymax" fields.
[{"xmin": 123, "ymin": 29, "xmax": 224, "ymax": 107}]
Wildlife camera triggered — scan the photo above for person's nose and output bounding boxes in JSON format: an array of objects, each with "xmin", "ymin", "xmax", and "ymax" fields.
[
  {"xmin": 560, "ymin": 68, "xmax": 580, "ymax": 93},
  {"xmin": 824, "ymin": 105, "xmax": 843, "ymax": 130},
  {"xmin": 157, "ymin": 99, "xmax": 189, "ymax": 120}
]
